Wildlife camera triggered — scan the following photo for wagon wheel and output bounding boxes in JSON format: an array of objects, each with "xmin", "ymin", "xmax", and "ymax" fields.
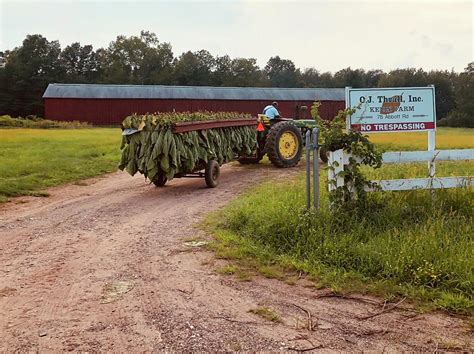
[
  {"xmin": 152, "ymin": 171, "xmax": 167, "ymax": 187},
  {"xmin": 205, "ymin": 160, "xmax": 220, "ymax": 188}
]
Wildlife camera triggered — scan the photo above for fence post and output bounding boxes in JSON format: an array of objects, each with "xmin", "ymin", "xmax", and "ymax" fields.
[
  {"xmin": 328, "ymin": 149, "xmax": 344, "ymax": 191},
  {"xmin": 312, "ymin": 128, "xmax": 319, "ymax": 209},
  {"xmin": 305, "ymin": 130, "xmax": 311, "ymax": 209},
  {"xmin": 334, "ymin": 150, "xmax": 345, "ymax": 189},
  {"xmin": 328, "ymin": 151, "xmax": 335, "ymax": 193},
  {"xmin": 428, "ymin": 130, "xmax": 436, "ymax": 178}
]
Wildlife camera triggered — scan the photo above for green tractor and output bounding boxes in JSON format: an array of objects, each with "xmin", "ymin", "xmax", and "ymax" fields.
[{"xmin": 238, "ymin": 114, "xmax": 317, "ymax": 168}]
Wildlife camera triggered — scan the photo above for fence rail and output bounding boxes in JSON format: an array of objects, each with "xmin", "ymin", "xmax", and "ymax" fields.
[{"xmin": 328, "ymin": 148, "xmax": 474, "ymax": 192}]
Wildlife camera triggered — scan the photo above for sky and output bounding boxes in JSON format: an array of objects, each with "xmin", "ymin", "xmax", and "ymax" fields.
[{"xmin": 0, "ymin": 0, "xmax": 472, "ymax": 73}]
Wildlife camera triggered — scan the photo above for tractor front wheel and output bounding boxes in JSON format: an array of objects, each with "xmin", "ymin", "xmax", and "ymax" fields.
[{"xmin": 265, "ymin": 121, "xmax": 303, "ymax": 168}]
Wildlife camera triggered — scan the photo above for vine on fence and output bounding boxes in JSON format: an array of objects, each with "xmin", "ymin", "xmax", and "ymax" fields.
[{"xmin": 311, "ymin": 102, "xmax": 383, "ymax": 206}]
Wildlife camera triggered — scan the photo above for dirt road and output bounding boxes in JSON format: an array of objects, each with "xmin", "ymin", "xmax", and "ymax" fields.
[{"xmin": 0, "ymin": 164, "xmax": 471, "ymax": 351}]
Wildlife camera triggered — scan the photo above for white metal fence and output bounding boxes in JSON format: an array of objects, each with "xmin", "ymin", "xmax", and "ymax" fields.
[{"xmin": 328, "ymin": 148, "xmax": 474, "ymax": 192}]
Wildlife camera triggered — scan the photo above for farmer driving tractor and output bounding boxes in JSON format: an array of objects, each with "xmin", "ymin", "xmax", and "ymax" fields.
[{"xmin": 262, "ymin": 101, "xmax": 281, "ymax": 121}]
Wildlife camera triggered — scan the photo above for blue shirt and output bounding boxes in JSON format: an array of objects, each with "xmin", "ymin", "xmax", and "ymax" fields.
[{"xmin": 263, "ymin": 105, "xmax": 280, "ymax": 119}]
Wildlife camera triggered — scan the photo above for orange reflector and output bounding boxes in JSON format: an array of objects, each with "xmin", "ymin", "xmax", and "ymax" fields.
[{"xmin": 257, "ymin": 122, "xmax": 265, "ymax": 132}]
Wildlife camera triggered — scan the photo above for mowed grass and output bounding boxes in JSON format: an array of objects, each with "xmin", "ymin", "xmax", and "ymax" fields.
[
  {"xmin": 207, "ymin": 128, "xmax": 474, "ymax": 314},
  {"xmin": 0, "ymin": 128, "xmax": 121, "ymax": 202}
]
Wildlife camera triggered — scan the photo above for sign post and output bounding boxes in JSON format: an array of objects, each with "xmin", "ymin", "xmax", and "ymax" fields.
[
  {"xmin": 346, "ymin": 86, "xmax": 437, "ymax": 178},
  {"xmin": 427, "ymin": 85, "xmax": 436, "ymax": 178}
]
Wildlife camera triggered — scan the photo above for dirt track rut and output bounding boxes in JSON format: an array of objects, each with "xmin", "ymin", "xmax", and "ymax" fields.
[{"xmin": 0, "ymin": 164, "xmax": 471, "ymax": 351}]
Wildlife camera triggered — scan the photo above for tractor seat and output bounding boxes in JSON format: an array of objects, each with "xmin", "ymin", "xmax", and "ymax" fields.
[
  {"xmin": 258, "ymin": 114, "xmax": 271, "ymax": 125},
  {"xmin": 258, "ymin": 115, "xmax": 293, "ymax": 125}
]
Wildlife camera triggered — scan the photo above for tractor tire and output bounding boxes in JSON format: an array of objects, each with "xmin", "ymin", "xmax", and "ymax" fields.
[
  {"xmin": 152, "ymin": 172, "xmax": 167, "ymax": 187},
  {"xmin": 265, "ymin": 121, "xmax": 303, "ymax": 168},
  {"xmin": 205, "ymin": 160, "xmax": 220, "ymax": 188},
  {"xmin": 319, "ymin": 146, "xmax": 329, "ymax": 163}
]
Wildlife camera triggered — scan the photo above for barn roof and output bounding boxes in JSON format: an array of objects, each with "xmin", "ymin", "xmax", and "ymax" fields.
[{"xmin": 43, "ymin": 84, "xmax": 345, "ymax": 101}]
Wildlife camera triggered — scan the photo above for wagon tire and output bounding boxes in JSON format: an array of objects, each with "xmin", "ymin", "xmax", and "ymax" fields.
[
  {"xmin": 205, "ymin": 160, "xmax": 220, "ymax": 188},
  {"xmin": 152, "ymin": 172, "xmax": 167, "ymax": 187}
]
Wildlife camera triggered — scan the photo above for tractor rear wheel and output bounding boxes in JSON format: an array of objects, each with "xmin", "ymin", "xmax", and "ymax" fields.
[{"xmin": 265, "ymin": 121, "xmax": 303, "ymax": 168}]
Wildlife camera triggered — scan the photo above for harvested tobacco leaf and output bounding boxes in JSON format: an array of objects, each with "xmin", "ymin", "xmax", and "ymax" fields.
[{"xmin": 119, "ymin": 112, "xmax": 257, "ymax": 182}]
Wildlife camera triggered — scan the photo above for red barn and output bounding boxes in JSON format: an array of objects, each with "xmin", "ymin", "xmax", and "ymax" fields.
[{"xmin": 43, "ymin": 84, "xmax": 345, "ymax": 125}]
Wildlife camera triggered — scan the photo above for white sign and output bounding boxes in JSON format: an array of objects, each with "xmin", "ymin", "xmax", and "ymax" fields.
[{"xmin": 347, "ymin": 87, "xmax": 436, "ymax": 132}]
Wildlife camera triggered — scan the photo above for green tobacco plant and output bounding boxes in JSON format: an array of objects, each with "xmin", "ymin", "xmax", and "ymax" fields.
[
  {"xmin": 311, "ymin": 102, "xmax": 382, "ymax": 205},
  {"xmin": 119, "ymin": 112, "xmax": 257, "ymax": 181}
]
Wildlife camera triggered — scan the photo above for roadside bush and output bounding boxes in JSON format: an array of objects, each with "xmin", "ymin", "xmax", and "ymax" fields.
[{"xmin": 0, "ymin": 115, "xmax": 91, "ymax": 129}]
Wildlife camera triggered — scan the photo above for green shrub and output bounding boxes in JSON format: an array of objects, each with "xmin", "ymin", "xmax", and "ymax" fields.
[
  {"xmin": 438, "ymin": 111, "xmax": 474, "ymax": 128},
  {"xmin": 0, "ymin": 115, "xmax": 91, "ymax": 129}
]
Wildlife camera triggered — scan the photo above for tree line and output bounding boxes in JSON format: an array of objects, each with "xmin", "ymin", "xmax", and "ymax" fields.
[{"xmin": 0, "ymin": 30, "xmax": 472, "ymax": 127}]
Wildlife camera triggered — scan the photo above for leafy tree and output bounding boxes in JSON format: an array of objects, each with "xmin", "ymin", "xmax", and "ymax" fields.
[
  {"xmin": 172, "ymin": 50, "xmax": 215, "ymax": 86},
  {"xmin": 300, "ymin": 68, "xmax": 336, "ymax": 88},
  {"xmin": 264, "ymin": 56, "xmax": 301, "ymax": 87},
  {"xmin": 334, "ymin": 67, "xmax": 367, "ymax": 88},
  {"xmin": 426, "ymin": 70, "xmax": 456, "ymax": 119},
  {"xmin": 378, "ymin": 68, "xmax": 428, "ymax": 87},
  {"xmin": 300, "ymin": 68, "xmax": 320, "ymax": 87},
  {"xmin": 212, "ymin": 55, "xmax": 232, "ymax": 86},
  {"xmin": 230, "ymin": 58, "xmax": 263, "ymax": 86},
  {"xmin": 318, "ymin": 72, "xmax": 336, "ymax": 87},
  {"xmin": 104, "ymin": 30, "xmax": 173, "ymax": 84},
  {"xmin": 61, "ymin": 43, "xmax": 101, "ymax": 82},
  {"xmin": 365, "ymin": 69, "xmax": 384, "ymax": 87},
  {"xmin": 465, "ymin": 62, "xmax": 474, "ymax": 74},
  {"xmin": 0, "ymin": 34, "xmax": 63, "ymax": 116},
  {"xmin": 453, "ymin": 64, "xmax": 474, "ymax": 117},
  {"xmin": 0, "ymin": 51, "xmax": 7, "ymax": 68},
  {"xmin": 438, "ymin": 64, "xmax": 473, "ymax": 127}
]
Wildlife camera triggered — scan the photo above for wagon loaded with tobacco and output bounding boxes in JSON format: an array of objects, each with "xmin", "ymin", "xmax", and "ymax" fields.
[{"xmin": 119, "ymin": 111, "xmax": 316, "ymax": 188}]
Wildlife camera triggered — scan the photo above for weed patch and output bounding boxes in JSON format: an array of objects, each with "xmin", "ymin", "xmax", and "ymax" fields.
[
  {"xmin": 206, "ymin": 128, "xmax": 474, "ymax": 314},
  {"xmin": 248, "ymin": 307, "xmax": 281, "ymax": 323}
]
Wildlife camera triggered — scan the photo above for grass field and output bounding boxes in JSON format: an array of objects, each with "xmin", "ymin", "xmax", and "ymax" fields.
[
  {"xmin": 208, "ymin": 128, "xmax": 474, "ymax": 315},
  {"xmin": 369, "ymin": 128, "xmax": 474, "ymax": 151},
  {"xmin": 0, "ymin": 128, "xmax": 121, "ymax": 203}
]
